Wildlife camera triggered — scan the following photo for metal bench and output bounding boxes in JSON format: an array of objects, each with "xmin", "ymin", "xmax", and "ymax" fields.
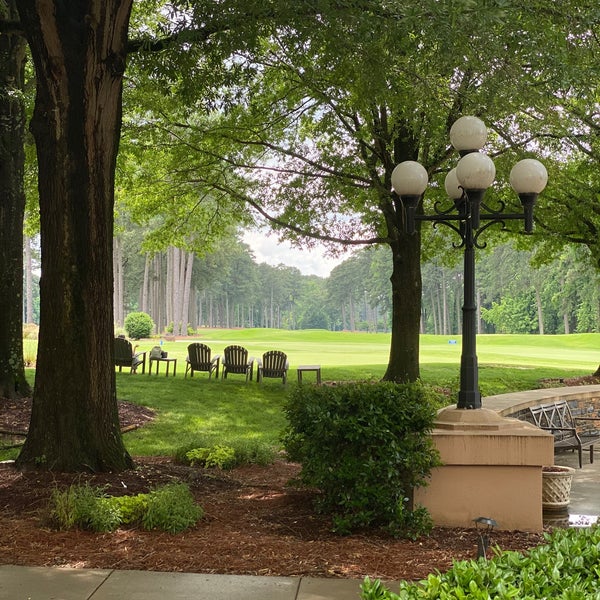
[{"xmin": 529, "ymin": 400, "xmax": 600, "ymax": 468}]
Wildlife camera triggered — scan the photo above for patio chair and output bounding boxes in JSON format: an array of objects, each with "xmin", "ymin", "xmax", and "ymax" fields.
[
  {"xmin": 257, "ymin": 350, "xmax": 289, "ymax": 384},
  {"xmin": 221, "ymin": 345, "xmax": 254, "ymax": 382},
  {"xmin": 185, "ymin": 343, "xmax": 220, "ymax": 379},
  {"xmin": 114, "ymin": 336, "xmax": 146, "ymax": 374}
]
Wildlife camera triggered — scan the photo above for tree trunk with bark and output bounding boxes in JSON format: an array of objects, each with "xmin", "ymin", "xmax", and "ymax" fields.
[
  {"xmin": 0, "ymin": 0, "xmax": 31, "ymax": 400},
  {"xmin": 16, "ymin": 0, "xmax": 133, "ymax": 471},
  {"xmin": 383, "ymin": 232, "xmax": 422, "ymax": 383}
]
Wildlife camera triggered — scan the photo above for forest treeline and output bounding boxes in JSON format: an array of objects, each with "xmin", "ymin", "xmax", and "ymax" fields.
[{"xmin": 24, "ymin": 233, "xmax": 599, "ymax": 337}]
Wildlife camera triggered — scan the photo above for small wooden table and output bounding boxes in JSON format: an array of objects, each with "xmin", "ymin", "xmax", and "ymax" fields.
[
  {"xmin": 149, "ymin": 357, "xmax": 177, "ymax": 377},
  {"xmin": 297, "ymin": 365, "xmax": 322, "ymax": 385}
]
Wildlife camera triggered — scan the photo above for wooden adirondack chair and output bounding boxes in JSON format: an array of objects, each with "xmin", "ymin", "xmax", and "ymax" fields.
[
  {"xmin": 185, "ymin": 343, "xmax": 220, "ymax": 379},
  {"xmin": 114, "ymin": 336, "xmax": 146, "ymax": 374},
  {"xmin": 221, "ymin": 345, "xmax": 254, "ymax": 382},
  {"xmin": 257, "ymin": 350, "xmax": 289, "ymax": 384}
]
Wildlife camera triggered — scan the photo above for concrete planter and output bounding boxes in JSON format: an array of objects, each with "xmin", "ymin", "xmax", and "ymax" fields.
[{"xmin": 542, "ymin": 465, "xmax": 575, "ymax": 510}]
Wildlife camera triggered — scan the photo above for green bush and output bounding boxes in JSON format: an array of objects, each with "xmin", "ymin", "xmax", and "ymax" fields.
[
  {"xmin": 110, "ymin": 494, "xmax": 148, "ymax": 525},
  {"xmin": 124, "ymin": 311, "xmax": 154, "ymax": 339},
  {"xmin": 49, "ymin": 483, "xmax": 121, "ymax": 533},
  {"xmin": 186, "ymin": 446, "xmax": 236, "ymax": 469},
  {"xmin": 282, "ymin": 382, "xmax": 440, "ymax": 537},
  {"xmin": 361, "ymin": 526, "xmax": 600, "ymax": 599},
  {"xmin": 48, "ymin": 482, "xmax": 201, "ymax": 533},
  {"xmin": 142, "ymin": 483, "xmax": 203, "ymax": 533},
  {"xmin": 175, "ymin": 437, "xmax": 277, "ymax": 470}
]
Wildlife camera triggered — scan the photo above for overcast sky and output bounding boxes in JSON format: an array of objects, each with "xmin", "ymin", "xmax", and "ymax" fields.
[{"xmin": 242, "ymin": 230, "xmax": 344, "ymax": 278}]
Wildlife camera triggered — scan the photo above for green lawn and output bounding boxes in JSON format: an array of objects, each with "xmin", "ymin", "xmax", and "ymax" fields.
[
  {"xmin": 143, "ymin": 329, "xmax": 600, "ymax": 370},
  {"xmin": 115, "ymin": 330, "xmax": 600, "ymax": 456},
  {"xmin": 6, "ymin": 330, "xmax": 598, "ymax": 460}
]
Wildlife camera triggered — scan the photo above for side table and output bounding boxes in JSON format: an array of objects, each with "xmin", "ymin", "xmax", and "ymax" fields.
[
  {"xmin": 297, "ymin": 365, "xmax": 322, "ymax": 385},
  {"xmin": 149, "ymin": 357, "xmax": 177, "ymax": 377}
]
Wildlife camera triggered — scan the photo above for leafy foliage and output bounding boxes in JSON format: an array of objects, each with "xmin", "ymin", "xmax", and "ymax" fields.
[
  {"xmin": 124, "ymin": 311, "xmax": 155, "ymax": 338},
  {"xmin": 185, "ymin": 445, "xmax": 236, "ymax": 469},
  {"xmin": 142, "ymin": 483, "xmax": 203, "ymax": 533},
  {"xmin": 49, "ymin": 483, "xmax": 128, "ymax": 533},
  {"xmin": 282, "ymin": 382, "xmax": 441, "ymax": 536},
  {"xmin": 176, "ymin": 436, "xmax": 277, "ymax": 469},
  {"xmin": 48, "ymin": 482, "xmax": 202, "ymax": 534},
  {"xmin": 361, "ymin": 525, "xmax": 600, "ymax": 599}
]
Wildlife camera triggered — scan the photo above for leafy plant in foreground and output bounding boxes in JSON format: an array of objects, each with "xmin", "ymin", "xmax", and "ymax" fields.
[
  {"xmin": 282, "ymin": 382, "xmax": 440, "ymax": 537},
  {"xmin": 48, "ymin": 482, "xmax": 202, "ymax": 533},
  {"xmin": 361, "ymin": 525, "xmax": 600, "ymax": 599},
  {"xmin": 142, "ymin": 483, "xmax": 203, "ymax": 533}
]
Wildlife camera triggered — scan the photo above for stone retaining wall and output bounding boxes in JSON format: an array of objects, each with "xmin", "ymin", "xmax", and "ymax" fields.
[
  {"xmin": 484, "ymin": 385, "xmax": 600, "ymax": 419},
  {"xmin": 485, "ymin": 384, "xmax": 600, "ymax": 436}
]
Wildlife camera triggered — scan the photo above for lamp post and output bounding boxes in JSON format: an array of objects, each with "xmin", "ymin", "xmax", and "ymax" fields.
[{"xmin": 391, "ymin": 116, "xmax": 548, "ymax": 409}]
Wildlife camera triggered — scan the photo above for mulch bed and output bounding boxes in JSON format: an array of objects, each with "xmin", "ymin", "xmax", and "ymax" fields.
[{"xmin": 3, "ymin": 378, "xmax": 599, "ymax": 580}]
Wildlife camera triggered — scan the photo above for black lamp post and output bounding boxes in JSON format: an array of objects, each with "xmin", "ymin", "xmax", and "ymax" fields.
[{"xmin": 391, "ymin": 116, "xmax": 548, "ymax": 409}]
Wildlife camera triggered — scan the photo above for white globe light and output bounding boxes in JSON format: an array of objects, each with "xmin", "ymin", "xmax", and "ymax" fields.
[
  {"xmin": 444, "ymin": 168, "xmax": 462, "ymax": 199},
  {"xmin": 509, "ymin": 159, "xmax": 548, "ymax": 194},
  {"xmin": 391, "ymin": 161, "xmax": 429, "ymax": 196},
  {"xmin": 450, "ymin": 116, "xmax": 487, "ymax": 152},
  {"xmin": 456, "ymin": 152, "xmax": 496, "ymax": 190}
]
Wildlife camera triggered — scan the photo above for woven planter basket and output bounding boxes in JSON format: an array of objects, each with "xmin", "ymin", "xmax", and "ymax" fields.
[{"xmin": 542, "ymin": 466, "xmax": 575, "ymax": 510}]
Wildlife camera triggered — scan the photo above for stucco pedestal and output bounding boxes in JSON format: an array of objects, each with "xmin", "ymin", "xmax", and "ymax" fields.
[{"xmin": 413, "ymin": 407, "xmax": 554, "ymax": 532}]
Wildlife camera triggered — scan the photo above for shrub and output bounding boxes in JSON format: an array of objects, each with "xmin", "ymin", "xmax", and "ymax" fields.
[
  {"xmin": 282, "ymin": 382, "xmax": 440, "ymax": 537},
  {"xmin": 186, "ymin": 446, "xmax": 236, "ymax": 469},
  {"xmin": 176, "ymin": 437, "xmax": 277, "ymax": 470},
  {"xmin": 49, "ymin": 483, "xmax": 121, "ymax": 533},
  {"xmin": 124, "ymin": 311, "xmax": 154, "ymax": 339},
  {"xmin": 142, "ymin": 483, "xmax": 203, "ymax": 533},
  {"xmin": 110, "ymin": 494, "xmax": 148, "ymax": 525},
  {"xmin": 48, "ymin": 482, "xmax": 201, "ymax": 533},
  {"xmin": 361, "ymin": 526, "xmax": 600, "ymax": 599}
]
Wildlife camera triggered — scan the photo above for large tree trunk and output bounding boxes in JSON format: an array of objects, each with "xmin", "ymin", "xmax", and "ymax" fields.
[
  {"xmin": 16, "ymin": 0, "xmax": 134, "ymax": 471},
  {"xmin": 382, "ymin": 232, "xmax": 421, "ymax": 383},
  {"xmin": 0, "ymin": 0, "xmax": 31, "ymax": 400}
]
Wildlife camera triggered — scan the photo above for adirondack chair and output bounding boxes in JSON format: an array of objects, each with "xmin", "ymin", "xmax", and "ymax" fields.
[
  {"xmin": 257, "ymin": 350, "xmax": 289, "ymax": 384},
  {"xmin": 221, "ymin": 345, "xmax": 254, "ymax": 382},
  {"xmin": 114, "ymin": 336, "xmax": 146, "ymax": 374},
  {"xmin": 185, "ymin": 343, "xmax": 220, "ymax": 379}
]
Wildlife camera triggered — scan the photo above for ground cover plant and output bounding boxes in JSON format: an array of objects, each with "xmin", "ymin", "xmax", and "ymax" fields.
[
  {"xmin": 361, "ymin": 525, "xmax": 600, "ymax": 599},
  {"xmin": 48, "ymin": 482, "xmax": 202, "ymax": 533}
]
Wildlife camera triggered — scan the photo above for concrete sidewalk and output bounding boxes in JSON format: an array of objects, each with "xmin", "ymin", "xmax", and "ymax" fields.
[{"xmin": 0, "ymin": 566, "xmax": 368, "ymax": 600}]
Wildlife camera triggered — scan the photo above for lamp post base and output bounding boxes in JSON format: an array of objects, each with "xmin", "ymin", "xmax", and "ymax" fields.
[{"xmin": 457, "ymin": 389, "xmax": 482, "ymax": 409}]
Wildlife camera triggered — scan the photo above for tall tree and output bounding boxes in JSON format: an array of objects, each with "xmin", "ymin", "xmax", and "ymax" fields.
[
  {"xmin": 15, "ymin": 1, "xmax": 133, "ymax": 471},
  {"xmin": 0, "ymin": 0, "xmax": 31, "ymax": 399},
  {"xmin": 148, "ymin": 2, "xmax": 592, "ymax": 381}
]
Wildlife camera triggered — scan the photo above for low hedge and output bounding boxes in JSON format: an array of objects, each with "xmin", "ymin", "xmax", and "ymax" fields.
[
  {"xmin": 361, "ymin": 525, "xmax": 600, "ymax": 599},
  {"xmin": 282, "ymin": 381, "xmax": 440, "ymax": 537}
]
